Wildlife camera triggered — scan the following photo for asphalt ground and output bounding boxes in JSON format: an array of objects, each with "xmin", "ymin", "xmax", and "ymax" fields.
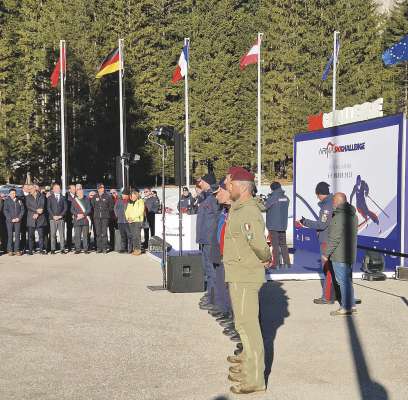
[{"xmin": 0, "ymin": 252, "xmax": 407, "ymax": 400}]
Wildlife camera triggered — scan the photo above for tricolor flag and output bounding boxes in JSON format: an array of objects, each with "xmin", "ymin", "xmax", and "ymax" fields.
[
  {"xmin": 96, "ymin": 48, "xmax": 120, "ymax": 79},
  {"xmin": 322, "ymin": 39, "xmax": 340, "ymax": 81},
  {"xmin": 172, "ymin": 44, "xmax": 189, "ymax": 83},
  {"xmin": 240, "ymin": 38, "xmax": 260, "ymax": 70},
  {"xmin": 50, "ymin": 48, "xmax": 66, "ymax": 88}
]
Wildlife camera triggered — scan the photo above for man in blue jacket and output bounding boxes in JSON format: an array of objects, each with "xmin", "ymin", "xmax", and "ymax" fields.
[
  {"xmin": 196, "ymin": 173, "xmax": 218, "ymax": 309},
  {"xmin": 265, "ymin": 181, "xmax": 290, "ymax": 269},
  {"xmin": 3, "ymin": 188, "xmax": 25, "ymax": 256}
]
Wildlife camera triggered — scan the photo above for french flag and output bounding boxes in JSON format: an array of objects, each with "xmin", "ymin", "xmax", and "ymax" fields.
[
  {"xmin": 240, "ymin": 38, "xmax": 260, "ymax": 70},
  {"xmin": 172, "ymin": 44, "xmax": 189, "ymax": 83}
]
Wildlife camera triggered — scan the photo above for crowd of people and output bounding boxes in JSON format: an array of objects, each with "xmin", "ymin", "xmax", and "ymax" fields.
[
  {"xmin": 0, "ymin": 183, "xmax": 160, "ymax": 256},
  {"xmin": 193, "ymin": 168, "xmax": 359, "ymax": 394},
  {"xmin": 1, "ymin": 169, "xmax": 360, "ymax": 394}
]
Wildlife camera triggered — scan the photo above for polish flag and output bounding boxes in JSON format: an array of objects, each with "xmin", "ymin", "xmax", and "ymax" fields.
[
  {"xmin": 172, "ymin": 44, "xmax": 189, "ymax": 83},
  {"xmin": 240, "ymin": 38, "xmax": 260, "ymax": 70}
]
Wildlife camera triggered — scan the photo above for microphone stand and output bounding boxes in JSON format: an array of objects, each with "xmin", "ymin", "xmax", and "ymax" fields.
[{"xmin": 148, "ymin": 131, "xmax": 168, "ymax": 288}]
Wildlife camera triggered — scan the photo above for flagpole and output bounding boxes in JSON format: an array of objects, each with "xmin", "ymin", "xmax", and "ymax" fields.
[
  {"xmin": 332, "ymin": 31, "xmax": 339, "ymax": 126},
  {"xmin": 184, "ymin": 38, "xmax": 190, "ymax": 187},
  {"xmin": 60, "ymin": 39, "xmax": 67, "ymax": 195},
  {"xmin": 257, "ymin": 32, "xmax": 263, "ymax": 191},
  {"xmin": 118, "ymin": 38, "xmax": 125, "ymax": 190}
]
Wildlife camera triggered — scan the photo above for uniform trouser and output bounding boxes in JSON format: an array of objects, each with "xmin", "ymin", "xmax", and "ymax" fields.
[
  {"xmin": 74, "ymin": 225, "xmax": 89, "ymax": 251},
  {"xmin": 118, "ymin": 223, "xmax": 132, "ymax": 252},
  {"xmin": 94, "ymin": 218, "xmax": 109, "ymax": 251},
  {"xmin": 269, "ymin": 230, "xmax": 291, "ymax": 266},
  {"xmin": 6, "ymin": 222, "xmax": 21, "ymax": 252},
  {"xmin": 66, "ymin": 218, "xmax": 73, "ymax": 249},
  {"xmin": 20, "ymin": 222, "xmax": 27, "ymax": 251},
  {"xmin": 49, "ymin": 219, "xmax": 65, "ymax": 251},
  {"xmin": 129, "ymin": 222, "xmax": 142, "ymax": 251},
  {"xmin": 28, "ymin": 227, "xmax": 44, "ymax": 251},
  {"xmin": 143, "ymin": 212, "xmax": 156, "ymax": 247},
  {"xmin": 202, "ymin": 244, "xmax": 216, "ymax": 301},
  {"xmin": 229, "ymin": 282, "xmax": 265, "ymax": 388},
  {"xmin": 320, "ymin": 242, "xmax": 341, "ymax": 302},
  {"xmin": 214, "ymin": 263, "xmax": 231, "ymax": 313},
  {"xmin": 109, "ymin": 220, "xmax": 116, "ymax": 249}
]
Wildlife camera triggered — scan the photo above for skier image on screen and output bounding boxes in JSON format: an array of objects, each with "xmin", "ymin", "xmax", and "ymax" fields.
[{"xmin": 350, "ymin": 175, "xmax": 380, "ymax": 231}]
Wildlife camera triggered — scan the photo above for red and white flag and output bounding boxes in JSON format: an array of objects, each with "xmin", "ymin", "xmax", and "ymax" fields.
[
  {"xmin": 172, "ymin": 44, "xmax": 189, "ymax": 83},
  {"xmin": 240, "ymin": 38, "xmax": 261, "ymax": 70},
  {"xmin": 50, "ymin": 47, "xmax": 66, "ymax": 88}
]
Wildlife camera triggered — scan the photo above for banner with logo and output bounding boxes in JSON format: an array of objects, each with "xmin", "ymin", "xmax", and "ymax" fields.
[{"xmin": 293, "ymin": 114, "xmax": 406, "ymax": 273}]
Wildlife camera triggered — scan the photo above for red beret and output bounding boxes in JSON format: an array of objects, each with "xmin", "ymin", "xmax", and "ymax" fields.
[
  {"xmin": 231, "ymin": 167, "xmax": 255, "ymax": 182},
  {"xmin": 227, "ymin": 166, "xmax": 240, "ymax": 175}
]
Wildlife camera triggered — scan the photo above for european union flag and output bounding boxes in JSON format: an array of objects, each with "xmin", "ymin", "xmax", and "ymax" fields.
[{"xmin": 382, "ymin": 35, "xmax": 408, "ymax": 66}]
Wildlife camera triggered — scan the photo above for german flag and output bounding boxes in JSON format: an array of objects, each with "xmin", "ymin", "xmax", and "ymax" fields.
[{"xmin": 96, "ymin": 48, "xmax": 120, "ymax": 78}]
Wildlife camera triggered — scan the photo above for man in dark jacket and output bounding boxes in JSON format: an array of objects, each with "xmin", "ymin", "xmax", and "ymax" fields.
[
  {"xmin": 26, "ymin": 185, "xmax": 47, "ymax": 255},
  {"xmin": 114, "ymin": 189, "xmax": 131, "ymax": 253},
  {"xmin": 3, "ymin": 188, "xmax": 25, "ymax": 255},
  {"xmin": 196, "ymin": 173, "xmax": 219, "ymax": 308},
  {"xmin": 265, "ymin": 181, "xmax": 290, "ymax": 269},
  {"xmin": 212, "ymin": 178, "xmax": 233, "ymax": 321},
  {"xmin": 65, "ymin": 184, "xmax": 76, "ymax": 251},
  {"xmin": 323, "ymin": 193, "xmax": 358, "ymax": 316},
  {"xmin": 178, "ymin": 187, "xmax": 194, "ymax": 214},
  {"xmin": 71, "ymin": 188, "xmax": 92, "ymax": 253},
  {"xmin": 47, "ymin": 183, "xmax": 68, "ymax": 254},
  {"xmin": 91, "ymin": 183, "xmax": 113, "ymax": 253},
  {"xmin": 298, "ymin": 181, "xmax": 337, "ymax": 304},
  {"xmin": 0, "ymin": 194, "xmax": 7, "ymax": 253},
  {"xmin": 142, "ymin": 187, "xmax": 160, "ymax": 249}
]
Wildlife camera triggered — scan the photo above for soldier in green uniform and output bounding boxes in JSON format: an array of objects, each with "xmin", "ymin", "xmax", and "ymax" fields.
[{"xmin": 223, "ymin": 167, "xmax": 271, "ymax": 395}]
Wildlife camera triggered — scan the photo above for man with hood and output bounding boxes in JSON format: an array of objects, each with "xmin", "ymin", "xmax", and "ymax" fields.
[
  {"xmin": 322, "ymin": 193, "xmax": 358, "ymax": 316},
  {"xmin": 265, "ymin": 181, "xmax": 290, "ymax": 269}
]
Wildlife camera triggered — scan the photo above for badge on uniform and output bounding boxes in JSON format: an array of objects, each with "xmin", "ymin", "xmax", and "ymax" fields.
[
  {"xmin": 96, "ymin": 198, "xmax": 100, "ymax": 202},
  {"xmin": 321, "ymin": 210, "xmax": 330, "ymax": 223},
  {"xmin": 243, "ymin": 223, "xmax": 253, "ymax": 241}
]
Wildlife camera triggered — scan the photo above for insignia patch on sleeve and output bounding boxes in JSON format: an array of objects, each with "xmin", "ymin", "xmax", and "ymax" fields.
[
  {"xmin": 242, "ymin": 223, "xmax": 254, "ymax": 240},
  {"xmin": 321, "ymin": 210, "xmax": 330, "ymax": 223}
]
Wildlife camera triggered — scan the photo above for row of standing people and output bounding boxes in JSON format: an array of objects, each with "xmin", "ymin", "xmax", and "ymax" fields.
[
  {"xmin": 0, "ymin": 183, "xmax": 160, "ymax": 255},
  {"xmin": 195, "ymin": 169, "xmax": 272, "ymax": 395},
  {"xmin": 194, "ymin": 172, "xmax": 360, "ymax": 394}
]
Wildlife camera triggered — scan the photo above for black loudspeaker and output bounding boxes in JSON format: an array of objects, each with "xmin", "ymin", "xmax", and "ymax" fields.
[
  {"xmin": 174, "ymin": 131, "xmax": 185, "ymax": 186},
  {"xmin": 167, "ymin": 255, "xmax": 205, "ymax": 293}
]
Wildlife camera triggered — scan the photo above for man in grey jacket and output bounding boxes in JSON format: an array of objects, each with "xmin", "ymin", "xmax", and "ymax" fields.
[
  {"xmin": 26, "ymin": 185, "xmax": 47, "ymax": 255},
  {"xmin": 265, "ymin": 182, "xmax": 290, "ymax": 269},
  {"xmin": 47, "ymin": 183, "xmax": 68, "ymax": 254},
  {"xmin": 298, "ymin": 182, "xmax": 337, "ymax": 304},
  {"xmin": 323, "ymin": 193, "xmax": 358, "ymax": 316}
]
